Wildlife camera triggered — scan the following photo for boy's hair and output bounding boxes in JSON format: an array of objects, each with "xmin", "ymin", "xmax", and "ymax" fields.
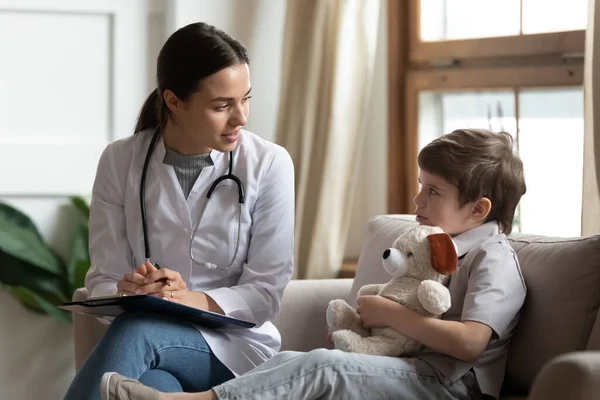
[{"xmin": 418, "ymin": 128, "xmax": 526, "ymax": 234}]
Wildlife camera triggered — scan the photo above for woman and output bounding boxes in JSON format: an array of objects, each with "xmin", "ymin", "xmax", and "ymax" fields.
[{"xmin": 63, "ymin": 22, "xmax": 295, "ymax": 400}]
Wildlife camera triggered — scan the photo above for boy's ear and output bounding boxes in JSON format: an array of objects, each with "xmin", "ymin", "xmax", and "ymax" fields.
[{"xmin": 472, "ymin": 197, "xmax": 492, "ymax": 221}]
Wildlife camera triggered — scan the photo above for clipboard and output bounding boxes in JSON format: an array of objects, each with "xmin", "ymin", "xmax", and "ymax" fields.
[{"xmin": 59, "ymin": 294, "xmax": 256, "ymax": 330}]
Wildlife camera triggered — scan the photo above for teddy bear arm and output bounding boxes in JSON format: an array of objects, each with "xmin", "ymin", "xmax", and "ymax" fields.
[
  {"xmin": 326, "ymin": 299, "xmax": 370, "ymax": 337},
  {"xmin": 417, "ymin": 280, "xmax": 452, "ymax": 316},
  {"xmin": 357, "ymin": 284, "xmax": 384, "ymax": 298}
]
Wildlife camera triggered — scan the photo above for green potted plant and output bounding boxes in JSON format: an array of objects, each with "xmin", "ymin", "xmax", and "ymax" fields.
[{"xmin": 0, "ymin": 196, "xmax": 91, "ymax": 322}]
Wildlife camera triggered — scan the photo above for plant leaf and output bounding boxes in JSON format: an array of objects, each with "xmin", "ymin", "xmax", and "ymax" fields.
[
  {"xmin": 70, "ymin": 196, "xmax": 90, "ymax": 221},
  {"xmin": 66, "ymin": 224, "xmax": 90, "ymax": 293},
  {"xmin": 6, "ymin": 285, "xmax": 71, "ymax": 322},
  {"xmin": 0, "ymin": 250, "xmax": 68, "ymax": 303},
  {"xmin": 0, "ymin": 203, "xmax": 44, "ymax": 241},
  {"xmin": 0, "ymin": 212, "xmax": 64, "ymax": 275}
]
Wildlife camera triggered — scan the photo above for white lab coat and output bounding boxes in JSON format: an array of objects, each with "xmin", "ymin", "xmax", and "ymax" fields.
[{"xmin": 84, "ymin": 129, "xmax": 295, "ymax": 377}]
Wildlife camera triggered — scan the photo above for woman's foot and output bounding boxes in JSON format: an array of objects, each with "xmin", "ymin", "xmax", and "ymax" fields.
[
  {"xmin": 100, "ymin": 372, "xmax": 219, "ymax": 400},
  {"xmin": 101, "ymin": 372, "xmax": 160, "ymax": 400}
]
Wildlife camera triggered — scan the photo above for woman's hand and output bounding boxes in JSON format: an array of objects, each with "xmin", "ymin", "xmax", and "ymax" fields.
[
  {"xmin": 357, "ymin": 295, "xmax": 401, "ymax": 329},
  {"xmin": 119, "ymin": 261, "xmax": 223, "ymax": 313},
  {"xmin": 116, "ymin": 261, "xmax": 181, "ymax": 299},
  {"xmin": 143, "ymin": 268, "xmax": 224, "ymax": 313},
  {"xmin": 143, "ymin": 266, "xmax": 189, "ymax": 303},
  {"xmin": 116, "ymin": 263, "xmax": 152, "ymax": 295}
]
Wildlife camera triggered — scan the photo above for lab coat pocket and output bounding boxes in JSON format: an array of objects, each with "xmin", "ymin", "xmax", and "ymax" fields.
[{"xmin": 190, "ymin": 182, "xmax": 243, "ymax": 272}]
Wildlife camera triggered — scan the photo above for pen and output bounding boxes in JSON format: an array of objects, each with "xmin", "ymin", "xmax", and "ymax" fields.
[{"xmin": 151, "ymin": 261, "xmax": 171, "ymax": 287}]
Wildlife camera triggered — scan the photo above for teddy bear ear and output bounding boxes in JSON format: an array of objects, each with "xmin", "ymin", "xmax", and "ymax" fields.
[{"xmin": 427, "ymin": 233, "xmax": 458, "ymax": 275}]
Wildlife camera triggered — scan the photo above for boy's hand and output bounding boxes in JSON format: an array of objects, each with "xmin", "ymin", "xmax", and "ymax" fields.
[{"xmin": 357, "ymin": 295, "xmax": 400, "ymax": 329}]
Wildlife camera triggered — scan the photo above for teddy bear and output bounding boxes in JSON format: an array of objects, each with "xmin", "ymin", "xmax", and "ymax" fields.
[{"xmin": 325, "ymin": 224, "xmax": 458, "ymax": 357}]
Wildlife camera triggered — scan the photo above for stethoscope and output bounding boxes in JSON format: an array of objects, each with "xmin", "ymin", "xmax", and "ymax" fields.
[{"xmin": 140, "ymin": 128, "xmax": 245, "ymax": 270}]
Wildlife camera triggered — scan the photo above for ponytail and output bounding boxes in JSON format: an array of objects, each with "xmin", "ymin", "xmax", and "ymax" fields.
[{"xmin": 134, "ymin": 90, "xmax": 166, "ymax": 134}]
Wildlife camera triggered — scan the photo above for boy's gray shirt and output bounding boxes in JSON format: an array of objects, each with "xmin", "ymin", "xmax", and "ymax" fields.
[{"xmin": 417, "ymin": 221, "xmax": 527, "ymax": 399}]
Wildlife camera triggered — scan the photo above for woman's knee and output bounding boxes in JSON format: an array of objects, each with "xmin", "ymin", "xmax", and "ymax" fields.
[{"xmin": 108, "ymin": 312, "xmax": 165, "ymax": 341}]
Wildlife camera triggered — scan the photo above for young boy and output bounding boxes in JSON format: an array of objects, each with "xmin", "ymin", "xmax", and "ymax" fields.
[{"xmin": 101, "ymin": 129, "xmax": 528, "ymax": 400}]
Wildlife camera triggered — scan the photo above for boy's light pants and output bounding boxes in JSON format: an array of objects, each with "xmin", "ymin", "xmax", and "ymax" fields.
[{"xmin": 214, "ymin": 348, "xmax": 482, "ymax": 400}]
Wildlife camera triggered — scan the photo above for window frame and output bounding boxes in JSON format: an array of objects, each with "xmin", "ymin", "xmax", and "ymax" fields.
[
  {"xmin": 387, "ymin": 0, "xmax": 586, "ymax": 214},
  {"xmin": 409, "ymin": 0, "xmax": 586, "ymax": 63}
]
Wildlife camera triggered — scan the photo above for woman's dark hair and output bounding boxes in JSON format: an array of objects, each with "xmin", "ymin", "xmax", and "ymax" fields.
[{"xmin": 134, "ymin": 22, "xmax": 250, "ymax": 134}]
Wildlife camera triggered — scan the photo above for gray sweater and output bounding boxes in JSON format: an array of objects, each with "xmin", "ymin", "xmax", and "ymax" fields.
[{"xmin": 163, "ymin": 146, "xmax": 213, "ymax": 199}]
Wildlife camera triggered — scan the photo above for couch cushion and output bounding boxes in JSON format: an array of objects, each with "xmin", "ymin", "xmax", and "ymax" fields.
[
  {"xmin": 351, "ymin": 214, "xmax": 600, "ymax": 394},
  {"xmin": 503, "ymin": 233, "xmax": 600, "ymax": 393},
  {"xmin": 586, "ymin": 307, "xmax": 600, "ymax": 351}
]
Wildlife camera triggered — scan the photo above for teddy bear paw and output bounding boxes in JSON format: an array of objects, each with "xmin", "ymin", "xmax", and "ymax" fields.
[
  {"xmin": 331, "ymin": 330, "xmax": 352, "ymax": 353},
  {"xmin": 418, "ymin": 280, "xmax": 452, "ymax": 315},
  {"xmin": 326, "ymin": 299, "xmax": 347, "ymax": 332}
]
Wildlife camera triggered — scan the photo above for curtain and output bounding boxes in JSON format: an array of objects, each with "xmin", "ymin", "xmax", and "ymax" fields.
[{"xmin": 275, "ymin": 0, "xmax": 381, "ymax": 279}]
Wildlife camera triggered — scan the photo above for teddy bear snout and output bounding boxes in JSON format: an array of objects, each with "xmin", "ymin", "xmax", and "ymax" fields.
[
  {"xmin": 382, "ymin": 248, "xmax": 409, "ymax": 278},
  {"xmin": 383, "ymin": 249, "xmax": 391, "ymax": 259}
]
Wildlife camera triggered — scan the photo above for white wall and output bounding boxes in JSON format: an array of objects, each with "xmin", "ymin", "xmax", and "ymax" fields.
[
  {"xmin": 0, "ymin": 0, "xmax": 149, "ymax": 258},
  {"xmin": 0, "ymin": 1, "xmax": 157, "ymax": 398}
]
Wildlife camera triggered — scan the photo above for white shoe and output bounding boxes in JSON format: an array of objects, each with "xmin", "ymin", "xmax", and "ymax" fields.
[{"xmin": 100, "ymin": 372, "xmax": 160, "ymax": 400}]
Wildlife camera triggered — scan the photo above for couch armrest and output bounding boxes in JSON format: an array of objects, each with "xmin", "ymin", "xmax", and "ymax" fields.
[
  {"xmin": 273, "ymin": 279, "xmax": 353, "ymax": 352},
  {"xmin": 528, "ymin": 351, "xmax": 600, "ymax": 400},
  {"xmin": 72, "ymin": 288, "xmax": 109, "ymax": 370}
]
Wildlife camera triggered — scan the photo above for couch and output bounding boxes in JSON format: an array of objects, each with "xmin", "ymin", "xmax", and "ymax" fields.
[{"xmin": 73, "ymin": 214, "xmax": 600, "ymax": 399}]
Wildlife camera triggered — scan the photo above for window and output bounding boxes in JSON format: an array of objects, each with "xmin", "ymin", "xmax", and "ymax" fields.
[
  {"xmin": 420, "ymin": 0, "xmax": 588, "ymax": 41},
  {"xmin": 388, "ymin": 0, "xmax": 587, "ymax": 236},
  {"xmin": 417, "ymin": 88, "xmax": 584, "ymax": 236}
]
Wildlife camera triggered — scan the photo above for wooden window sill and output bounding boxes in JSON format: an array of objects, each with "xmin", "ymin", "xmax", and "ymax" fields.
[{"xmin": 338, "ymin": 259, "xmax": 358, "ymax": 279}]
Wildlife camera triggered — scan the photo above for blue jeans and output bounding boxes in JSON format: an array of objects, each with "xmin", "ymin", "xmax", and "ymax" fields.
[
  {"xmin": 63, "ymin": 312, "xmax": 234, "ymax": 400},
  {"xmin": 213, "ymin": 349, "xmax": 482, "ymax": 400}
]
